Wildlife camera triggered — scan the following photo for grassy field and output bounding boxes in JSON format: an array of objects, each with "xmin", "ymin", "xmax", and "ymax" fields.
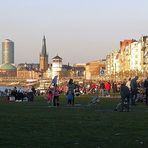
[{"xmin": 0, "ymin": 94, "xmax": 148, "ymax": 148}]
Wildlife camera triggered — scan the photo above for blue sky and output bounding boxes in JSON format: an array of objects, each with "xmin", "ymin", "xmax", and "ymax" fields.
[{"xmin": 0, "ymin": 0, "xmax": 148, "ymax": 65}]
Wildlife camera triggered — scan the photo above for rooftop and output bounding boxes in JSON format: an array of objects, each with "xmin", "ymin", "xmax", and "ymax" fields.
[{"xmin": 0, "ymin": 63, "xmax": 16, "ymax": 70}]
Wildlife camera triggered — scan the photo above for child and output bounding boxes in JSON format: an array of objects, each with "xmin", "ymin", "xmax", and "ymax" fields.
[
  {"xmin": 47, "ymin": 89, "xmax": 53, "ymax": 105},
  {"xmin": 66, "ymin": 91, "xmax": 74, "ymax": 105}
]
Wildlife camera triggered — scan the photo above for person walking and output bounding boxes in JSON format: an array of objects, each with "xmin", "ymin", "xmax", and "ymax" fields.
[
  {"xmin": 105, "ymin": 81, "xmax": 111, "ymax": 97},
  {"xmin": 120, "ymin": 81, "xmax": 130, "ymax": 111},
  {"xmin": 126, "ymin": 78, "xmax": 131, "ymax": 104},
  {"xmin": 46, "ymin": 87, "xmax": 53, "ymax": 105},
  {"xmin": 67, "ymin": 79, "xmax": 76, "ymax": 106},
  {"xmin": 99, "ymin": 81, "xmax": 105, "ymax": 96},
  {"xmin": 53, "ymin": 84, "xmax": 60, "ymax": 106},
  {"xmin": 130, "ymin": 76, "xmax": 139, "ymax": 105},
  {"xmin": 144, "ymin": 77, "xmax": 148, "ymax": 105},
  {"xmin": 126, "ymin": 78, "xmax": 131, "ymax": 90},
  {"xmin": 114, "ymin": 80, "xmax": 130, "ymax": 112}
]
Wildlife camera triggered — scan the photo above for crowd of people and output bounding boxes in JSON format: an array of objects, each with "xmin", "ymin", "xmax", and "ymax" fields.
[
  {"xmin": 114, "ymin": 76, "xmax": 148, "ymax": 112},
  {"xmin": 45, "ymin": 78, "xmax": 76, "ymax": 107},
  {"xmin": 1, "ymin": 86, "xmax": 36, "ymax": 102},
  {"xmin": 44, "ymin": 76, "xmax": 148, "ymax": 109},
  {"xmin": 0, "ymin": 76, "xmax": 148, "ymax": 111}
]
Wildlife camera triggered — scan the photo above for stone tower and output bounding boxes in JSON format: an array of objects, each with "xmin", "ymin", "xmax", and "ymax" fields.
[{"xmin": 39, "ymin": 36, "xmax": 48, "ymax": 72}]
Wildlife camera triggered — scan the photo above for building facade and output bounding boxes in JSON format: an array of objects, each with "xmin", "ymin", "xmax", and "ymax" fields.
[
  {"xmin": 141, "ymin": 36, "xmax": 148, "ymax": 74},
  {"xmin": 17, "ymin": 65, "xmax": 40, "ymax": 80},
  {"xmin": 85, "ymin": 60, "xmax": 105, "ymax": 80},
  {"xmin": 0, "ymin": 63, "xmax": 17, "ymax": 77},
  {"xmin": 106, "ymin": 36, "xmax": 148, "ymax": 79},
  {"xmin": 2, "ymin": 39, "xmax": 14, "ymax": 64},
  {"xmin": 52, "ymin": 55, "xmax": 62, "ymax": 80},
  {"xmin": 130, "ymin": 41, "xmax": 142, "ymax": 71}
]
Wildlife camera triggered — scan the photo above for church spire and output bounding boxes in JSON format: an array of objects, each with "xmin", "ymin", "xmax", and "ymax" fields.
[
  {"xmin": 39, "ymin": 35, "xmax": 48, "ymax": 72},
  {"xmin": 41, "ymin": 35, "xmax": 47, "ymax": 56}
]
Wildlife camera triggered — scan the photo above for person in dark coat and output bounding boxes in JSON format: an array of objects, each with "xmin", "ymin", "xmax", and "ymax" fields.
[
  {"xmin": 144, "ymin": 77, "xmax": 148, "ymax": 105},
  {"xmin": 114, "ymin": 80, "xmax": 130, "ymax": 112},
  {"xmin": 120, "ymin": 81, "xmax": 130, "ymax": 111},
  {"xmin": 27, "ymin": 88, "xmax": 34, "ymax": 102},
  {"xmin": 11, "ymin": 87, "xmax": 17, "ymax": 100},
  {"xmin": 130, "ymin": 76, "xmax": 139, "ymax": 105},
  {"xmin": 31, "ymin": 86, "xmax": 36, "ymax": 96},
  {"xmin": 99, "ymin": 81, "xmax": 105, "ymax": 96}
]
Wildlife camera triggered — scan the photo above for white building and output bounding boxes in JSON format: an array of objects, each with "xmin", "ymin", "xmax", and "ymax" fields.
[
  {"xmin": 130, "ymin": 41, "xmax": 142, "ymax": 71},
  {"xmin": 51, "ymin": 55, "xmax": 62, "ymax": 82},
  {"xmin": 112, "ymin": 50, "xmax": 120, "ymax": 74}
]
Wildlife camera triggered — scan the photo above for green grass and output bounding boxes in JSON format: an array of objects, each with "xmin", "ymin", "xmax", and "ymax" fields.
[{"xmin": 0, "ymin": 95, "xmax": 148, "ymax": 148}]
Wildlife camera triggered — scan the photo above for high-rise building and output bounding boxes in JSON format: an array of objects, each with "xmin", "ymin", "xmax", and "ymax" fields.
[
  {"xmin": 2, "ymin": 39, "xmax": 14, "ymax": 64},
  {"xmin": 39, "ymin": 36, "xmax": 48, "ymax": 72}
]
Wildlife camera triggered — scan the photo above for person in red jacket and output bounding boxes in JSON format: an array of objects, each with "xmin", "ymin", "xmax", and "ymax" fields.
[
  {"xmin": 47, "ymin": 87, "xmax": 53, "ymax": 105},
  {"xmin": 105, "ymin": 81, "xmax": 111, "ymax": 97}
]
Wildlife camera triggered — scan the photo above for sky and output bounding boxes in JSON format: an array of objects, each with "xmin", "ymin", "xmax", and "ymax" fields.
[{"xmin": 0, "ymin": 0, "xmax": 148, "ymax": 65}]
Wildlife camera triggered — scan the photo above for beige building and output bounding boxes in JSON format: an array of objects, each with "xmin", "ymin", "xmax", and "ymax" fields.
[
  {"xmin": 85, "ymin": 60, "xmax": 105, "ymax": 80},
  {"xmin": 17, "ymin": 67, "xmax": 40, "ymax": 80},
  {"xmin": 140, "ymin": 36, "xmax": 148, "ymax": 74}
]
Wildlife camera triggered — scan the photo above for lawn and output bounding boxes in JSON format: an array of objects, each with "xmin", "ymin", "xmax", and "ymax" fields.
[{"xmin": 0, "ymin": 94, "xmax": 148, "ymax": 148}]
